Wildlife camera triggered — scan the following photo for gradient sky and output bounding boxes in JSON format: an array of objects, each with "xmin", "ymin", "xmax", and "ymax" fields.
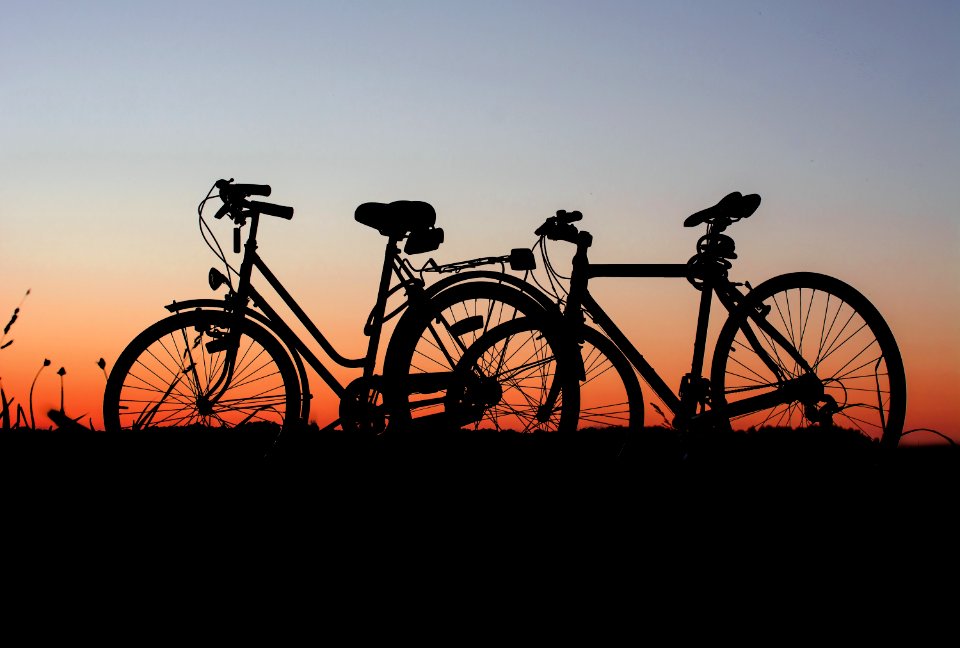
[{"xmin": 1, "ymin": 1, "xmax": 957, "ymax": 443}]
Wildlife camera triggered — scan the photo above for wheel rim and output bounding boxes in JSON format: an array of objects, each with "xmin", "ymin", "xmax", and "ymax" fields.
[
  {"xmin": 389, "ymin": 284, "xmax": 558, "ymax": 431},
  {"xmin": 717, "ymin": 282, "xmax": 902, "ymax": 442},
  {"xmin": 110, "ymin": 316, "xmax": 295, "ymax": 431},
  {"xmin": 574, "ymin": 331, "xmax": 640, "ymax": 430},
  {"xmin": 452, "ymin": 318, "xmax": 566, "ymax": 432}
]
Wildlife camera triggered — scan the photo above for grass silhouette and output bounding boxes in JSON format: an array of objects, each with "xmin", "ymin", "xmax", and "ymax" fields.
[
  {"xmin": 3, "ymin": 420, "xmax": 955, "ymax": 473},
  {"xmin": 1, "ymin": 291, "xmax": 28, "ymax": 429},
  {"xmin": 1, "ymin": 291, "xmax": 103, "ymax": 431}
]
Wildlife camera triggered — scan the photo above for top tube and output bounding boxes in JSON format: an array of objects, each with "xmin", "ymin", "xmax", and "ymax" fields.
[{"xmin": 588, "ymin": 263, "xmax": 690, "ymax": 279}]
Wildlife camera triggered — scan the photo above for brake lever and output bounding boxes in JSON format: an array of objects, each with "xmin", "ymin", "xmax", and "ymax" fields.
[{"xmin": 534, "ymin": 219, "xmax": 554, "ymax": 237}]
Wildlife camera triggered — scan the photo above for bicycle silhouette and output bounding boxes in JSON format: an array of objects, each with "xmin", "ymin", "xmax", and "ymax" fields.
[
  {"xmin": 102, "ymin": 179, "xmax": 563, "ymax": 443},
  {"xmin": 457, "ymin": 192, "xmax": 907, "ymax": 449}
]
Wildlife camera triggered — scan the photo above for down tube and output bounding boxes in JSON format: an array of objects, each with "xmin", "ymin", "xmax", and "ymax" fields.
[{"xmin": 581, "ymin": 292, "xmax": 682, "ymax": 414}]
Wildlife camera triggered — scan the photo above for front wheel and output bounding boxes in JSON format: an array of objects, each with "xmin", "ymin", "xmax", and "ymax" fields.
[
  {"xmin": 382, "ymin": 281, "xmax": 563, "ymax": 432},
  {"xmin": 448, "ymin": 316, "xmax": 578, "ymax": 433},
  {"xmin": 571, "ymin": 325, "xmax": 644, "ymax": 433},
  {"xmin": 710, "ymin": 272, "xmax": 906, "ymax": 448},
  {"xmin": 103, "ymin": 310, "xmax": 301, "ymax": 436}
]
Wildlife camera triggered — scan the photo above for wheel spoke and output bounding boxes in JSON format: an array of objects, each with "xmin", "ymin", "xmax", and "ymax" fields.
[
  {"xmin": 715, "ymin": 274, "xmax": 904, "ymax": 446},
  {"xmin": 105, "ymin": 312, "xmax": 296, "ymax": 432}
]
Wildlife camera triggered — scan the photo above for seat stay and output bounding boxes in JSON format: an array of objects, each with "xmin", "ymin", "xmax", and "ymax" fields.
[{"xmin": 715, "ymin": 281, "xmax": 815, "ymax": 380}]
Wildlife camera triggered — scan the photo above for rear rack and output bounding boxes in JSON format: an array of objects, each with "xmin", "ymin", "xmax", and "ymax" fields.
[{"xmin": 420, "ymin": 248, "xmax": 536, "ymax": 274}]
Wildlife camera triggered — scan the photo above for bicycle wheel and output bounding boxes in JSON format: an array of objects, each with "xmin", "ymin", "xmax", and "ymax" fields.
[
  {"xmin": 710, "ymin": 272, "xmax": 906, "ymax": 448},
  {"xmin": 544, "ymin": 324, "xmax": 651, "ymax": 459},
  {"xmin": 448, "ymin": 318, "xmax": 648, "ymax": 440},
  {"xmin": 448, "ymin": 316, "xmax": 578, "ymax": 433},
  {"xmin": 572, "ymin": 325, "xmax": 644, "ymax": 432},
  {"xmin": 103, "ymin": 310, "xmax": 301, "ymax": 434},
  {"xmin": 383, "ymin": 281, "xmax": 566, "ymax": 432}
]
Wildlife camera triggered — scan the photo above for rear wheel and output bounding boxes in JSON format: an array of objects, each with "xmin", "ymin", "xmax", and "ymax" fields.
[{"xmin": 711, "ymin": 272, "xmax": 906, "ymax": 448}]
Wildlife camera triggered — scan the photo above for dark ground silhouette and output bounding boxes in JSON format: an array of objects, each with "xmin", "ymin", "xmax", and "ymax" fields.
[
  {"xmin": 3, "ymin": 423, "xmax": 955, "ymax": 582},
  {"xmin": 3, "ymin": 423, "xmax": 956, "ymax": 491}
]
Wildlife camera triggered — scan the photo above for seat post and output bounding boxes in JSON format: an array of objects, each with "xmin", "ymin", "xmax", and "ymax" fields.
[{"xmin": 363, "ymin": 235, "xmax": 402, "ymax": 376}]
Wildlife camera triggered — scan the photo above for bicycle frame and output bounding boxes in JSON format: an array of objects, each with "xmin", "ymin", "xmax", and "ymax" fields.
[
  {"xmin": 562, "ymin": 235, "xmax": 822, "ymax": 431},
  {"xmin": 165, "ymin": 210, "xmax": 547, "ymax": 429},
  {"xmin": 165, "ymin": 211, "xmax": 426, "ymax": 420}
]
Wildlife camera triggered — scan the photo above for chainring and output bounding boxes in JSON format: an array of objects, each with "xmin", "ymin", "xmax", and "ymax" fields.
[{"xmin": 339, "ymin": 377, "xmax": 387, "ymax": 435}]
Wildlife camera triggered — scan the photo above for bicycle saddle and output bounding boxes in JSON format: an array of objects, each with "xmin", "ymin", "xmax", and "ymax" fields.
[
  {"xmin": 355, "ymin": 200, "xmax": 437, "ymax": 238},
  {"xmin": 683, "ymin": 192, "xmax": 761, "ymax": 227}
]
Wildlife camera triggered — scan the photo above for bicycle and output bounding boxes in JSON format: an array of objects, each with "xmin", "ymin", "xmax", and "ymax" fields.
[
  {"xmin": 102, "ymin": 179, "xmax": 575, "ymax": 447},
  {"xmin": 462, "ymin": 191, "xmax": 907, "ymax": 451}
]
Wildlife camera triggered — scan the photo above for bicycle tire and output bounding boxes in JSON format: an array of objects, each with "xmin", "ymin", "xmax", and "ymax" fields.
[
  {"xmin": 569, "ymin": 324, "xmax": 645, "ymax": 436},
  {"xmin": 448, "ymin": 315, "xmax": 579, "ymax": 433},
  {"xmin": 382, "ymin": 281, "xmax": 565, "ymax": 432},
  {"xmin": 449, "ymin": 318, "xmax": 650, "ymax": 445},
  {"xmin": 103, "ymin": 310, "xmax": 301, "ymax": 436},
  {"xmin": 710, "ymin": 272, "xmax": 906, "ymax": 448}
]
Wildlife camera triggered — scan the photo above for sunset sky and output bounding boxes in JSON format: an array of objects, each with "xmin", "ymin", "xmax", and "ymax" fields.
[{"xmin": 1, "ymin": 1, "xmax": 957, "ymax": 444}]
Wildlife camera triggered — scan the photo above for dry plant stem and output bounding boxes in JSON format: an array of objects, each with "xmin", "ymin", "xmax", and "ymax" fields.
[
  {"xmin": 29, "ymin": 359, "xmax": 51, "ymax": 430},
  {"xmin": 57, "ymin": 367, "xmax": 66, "ymax": 414},
  {"xmin": 1, "ymin": 289, "xmax": 31, "ymax": 350},
  {"xmin": 1, "ymin": 386, "xmax": 10, "ymax": 429}
]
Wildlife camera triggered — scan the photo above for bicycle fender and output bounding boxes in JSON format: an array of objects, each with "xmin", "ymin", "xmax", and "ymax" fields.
[
  {"xmin": 164, "ymin": 298, "xmax": 232, "ymax": 313},
  {"xmin": 420, "ymin": 270, "xmax": 561, "ymax": 315},
  {"xmin": 164, "ymin": 299, "xmax": 283, "ymax": 329}
]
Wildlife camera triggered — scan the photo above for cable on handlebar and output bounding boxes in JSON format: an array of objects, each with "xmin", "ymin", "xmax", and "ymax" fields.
[
  {"xmin": 198, "ymin": 180, "xmax": 239, "ymax": 291},
  {"xmin": 524, "ymin": 236, "xmax": 570, "ymax": 311}
]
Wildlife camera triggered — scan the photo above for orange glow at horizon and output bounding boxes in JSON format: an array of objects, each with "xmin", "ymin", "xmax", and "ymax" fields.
[{"xmin": 1, "ymin": 270, "xmax": 954, "ymax": 445}]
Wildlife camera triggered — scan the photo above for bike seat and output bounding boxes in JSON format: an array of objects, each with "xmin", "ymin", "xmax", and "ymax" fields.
[
  {"xmin": 355, "ymin": 200, "xmax": 437, "ymax": 238},
  {"xmin": 684, "ymin": 192, "xmax": 761, "ymax": 227}
]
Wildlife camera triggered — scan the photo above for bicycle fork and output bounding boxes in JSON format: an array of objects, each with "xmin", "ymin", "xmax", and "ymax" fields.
[{"xmin": 127, "ymin": 319, "xmax": 242, "ymax": 429}]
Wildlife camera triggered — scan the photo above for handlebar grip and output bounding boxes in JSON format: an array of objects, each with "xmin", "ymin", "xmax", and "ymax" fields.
[
  {"xmin": 557, "ymin": 209, "xmax": 583, "ymax": 223},
  {"xmin": 248, "ymin": 200, "xmax": 294, "ymax": 219},
  {"xmin": 231, "ymin": 183, "xmax": 272, "ymax": 198}
]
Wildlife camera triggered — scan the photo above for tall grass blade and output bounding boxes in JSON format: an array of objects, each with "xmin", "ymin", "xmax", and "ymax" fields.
[{"xmin": 1, "ymin": 386, "xmax": 10, "ymax": 429}]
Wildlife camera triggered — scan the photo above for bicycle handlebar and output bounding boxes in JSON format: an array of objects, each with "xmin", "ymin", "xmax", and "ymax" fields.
[
  {"xmin": 248, "ymin": 200, "xmax": 294, "ymax": 219},
  {"xmin": 213, "ymin": 178, "xmax": 294, "ymax": 220},
  {"xmin": 535, "ymin": 209, "xmax": 583, "ymax": 242},
  {"xmin": 216, "ymin": 179, "xmax": 271, "ymax": 198}
]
